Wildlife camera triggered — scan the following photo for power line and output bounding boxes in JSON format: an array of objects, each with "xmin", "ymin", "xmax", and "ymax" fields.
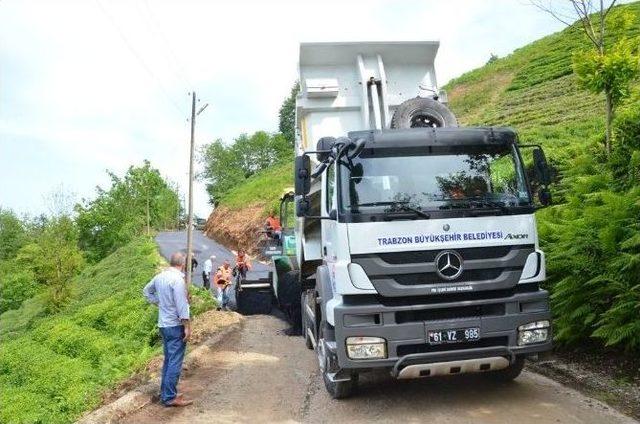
[
  {"xmin": 139, "ymin": 0, "xmax": 195, "ymax": 90},
  {"xmin": 94, "ymin": 0, "xmax": 187, "ymax": 117}
]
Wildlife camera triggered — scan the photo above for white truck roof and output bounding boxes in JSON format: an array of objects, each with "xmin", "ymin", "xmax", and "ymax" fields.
[{"xmin": 296, "ymin": 41, "xmax": 441, "ymax": 155}]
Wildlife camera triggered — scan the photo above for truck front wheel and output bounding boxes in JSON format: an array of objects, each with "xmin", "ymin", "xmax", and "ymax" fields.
[
  {"xmin": 487, "ymin": 356, "xmax": 525, "ymax": 382},
  {"xmin": 317, "ymin": 324, "xmax": 358, "ymax": 399}
]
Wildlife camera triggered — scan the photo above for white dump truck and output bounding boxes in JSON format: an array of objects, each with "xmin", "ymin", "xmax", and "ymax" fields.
[{"xmin": 286, "ymin": 41, "xmax": 553, "ymax": 398}]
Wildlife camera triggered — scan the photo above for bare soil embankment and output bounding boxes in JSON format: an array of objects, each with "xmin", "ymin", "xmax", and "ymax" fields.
[{"xmin": 204, "ymin": 204, "xmax": 266, "ymax": 255}]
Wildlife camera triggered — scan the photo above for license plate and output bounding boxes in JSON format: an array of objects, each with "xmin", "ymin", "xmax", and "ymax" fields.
[{"xmin": 428, "ymin": 327, "xmax": 480, "ymax": 344}]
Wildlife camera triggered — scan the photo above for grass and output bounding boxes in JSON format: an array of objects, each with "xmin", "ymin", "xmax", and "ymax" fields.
[
  {"xmin": 445, "ymin": 2, "xmax": 639, "ymax": 148},
  {"xmin": 219, "ymin": 161, "xmax": 293, "ymax": 213},
  {"xmin": 0, "ymin": 236, "xmax": 214, "ymax": 424}
]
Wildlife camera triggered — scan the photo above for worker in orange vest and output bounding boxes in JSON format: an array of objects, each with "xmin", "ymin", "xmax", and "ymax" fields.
[
  {"xmin": 235, "ymin": 249, "xmax": 252, "ymax": 279},
  {"xmin": 214, "ymin": 260, "xmax": 233, "ymax": 310},
  {"xmin": 265, "ymin": 211, "xmax": 282, "ymax": 239}
]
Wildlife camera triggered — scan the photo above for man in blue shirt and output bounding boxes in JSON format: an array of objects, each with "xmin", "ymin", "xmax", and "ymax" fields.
[{"xmin": 143, "ymin": 251, "xmax": 193, "ymax": 407}]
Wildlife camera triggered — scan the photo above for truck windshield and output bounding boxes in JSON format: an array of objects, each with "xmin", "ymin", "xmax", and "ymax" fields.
[{"xmin": 339, "ymin": 144, "xmax": 530, "ymax": 215}]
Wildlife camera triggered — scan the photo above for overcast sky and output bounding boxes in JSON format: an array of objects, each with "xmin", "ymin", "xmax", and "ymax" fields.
[{"xmin": 0, "ymin": 0, "xmax": 567, "ymax": 218}]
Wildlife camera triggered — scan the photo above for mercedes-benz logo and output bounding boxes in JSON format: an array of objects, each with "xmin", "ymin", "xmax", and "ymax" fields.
[
  {"xmin": 443, "ymin": 224, "xmax": 450, "ymax": 232},
  {"xmin": 435, "ymin": 250, "xmax": 464, "ymax": 280}
]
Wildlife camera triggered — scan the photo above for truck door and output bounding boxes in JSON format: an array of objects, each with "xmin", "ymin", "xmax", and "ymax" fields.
[{"xmin": 321, "ymin": 163, "xmax": 338, "ymax": 273}]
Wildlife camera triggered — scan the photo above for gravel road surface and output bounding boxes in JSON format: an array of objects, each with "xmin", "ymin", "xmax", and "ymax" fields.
[
  {"xmin": 139, "ymin": 231, "xmax": 637, "ymax": 423},
  {"xmin": 123, "ymin": 313, "xmax": 636, "ymax": 424}
]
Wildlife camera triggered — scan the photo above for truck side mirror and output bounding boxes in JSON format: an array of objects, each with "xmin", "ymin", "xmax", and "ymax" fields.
[
  {"xmin": 539, "ymin": 187, "xmax": 552, "ymax": 206},
  {"xmin": 295, "ymin": 155, "xmax": 311, "ymax": 196},
  {"xmin": 296, "ymin": 197, "xmax": 310, "ymax": 217},
  {"xmin": 533, "ymin": 148, "xmax": 551, "ymax": 186}
]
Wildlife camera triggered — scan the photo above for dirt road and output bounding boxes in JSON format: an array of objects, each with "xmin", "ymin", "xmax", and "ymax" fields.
[{"xmin": 122, "ymin": 314, "xmax": 636, "ymax": 424}]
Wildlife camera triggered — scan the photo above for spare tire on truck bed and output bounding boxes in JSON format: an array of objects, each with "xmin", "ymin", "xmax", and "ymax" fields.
[{"xmin": 390, "ymin": 97, "xmax": 458, "ymax": 129}]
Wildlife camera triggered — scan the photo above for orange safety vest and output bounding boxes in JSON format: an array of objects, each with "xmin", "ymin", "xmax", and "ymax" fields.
[
  {"xmin": 214, "ymin": 266, "xmax": 233, "ymax": 287},
  {"xmin": 266, "ymin": 216, "xmax": 281, "ymax": 231}
]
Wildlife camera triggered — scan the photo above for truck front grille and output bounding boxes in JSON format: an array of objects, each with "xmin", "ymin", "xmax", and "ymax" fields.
[
  {"xmin": 351, "ymin": 244, "xmax": 534, "ymax": 297},
  {"xmin": 375, "ymin": 245, "xmax": 513, "ymax": 264},
  {"xmin": 393, "ymin": 268, "xmax": 506, "ymax": 286},
  {"xmin": 395, "ymin": 303, "xmax": 505, "ymax": 324}
]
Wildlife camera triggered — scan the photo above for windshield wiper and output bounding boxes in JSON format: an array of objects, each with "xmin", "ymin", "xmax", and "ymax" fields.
[
  {"xmin": 355, "ymin": 201, "xmax": 431, "ymax": 219},
  {"xmin": 438, "ymin": 197, "xmax": 512, "ymax": 214},
  {"xmin": 468, "ymin": 197, "xmax": 515, "ymax": 214}
]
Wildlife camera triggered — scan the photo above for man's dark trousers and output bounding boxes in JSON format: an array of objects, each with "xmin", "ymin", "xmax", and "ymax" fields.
[
  {"xmin": 202, "ymin": 272, "xmax": 210, "ymax": 290},
  {"xmin": 160, "ymin": 325, "xmax": 186, "ymax": 404}
]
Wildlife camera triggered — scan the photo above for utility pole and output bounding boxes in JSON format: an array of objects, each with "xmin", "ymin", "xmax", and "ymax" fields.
[
  {"xmin": 175, "ymin": 182, "xmax": 180, "ymax": 230},
  {"xmin": 186, "ymin": 92, "xmax": 196, "ymax": 286},
  {"xmin": 185, "ymin": 92, "xmax": 208, "ymax": 286}
]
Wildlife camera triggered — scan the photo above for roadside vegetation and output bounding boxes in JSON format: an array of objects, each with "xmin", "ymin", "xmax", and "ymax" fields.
[
  {"xmin": 75, "ymin": 160, "xmax": 182, "ymax": 262},
  {"xmin": 445, "ymin": 1, "xmax": 640, "ymax": 353},
  {"xmin": 0, "ymin": 161, "xmax": 214, "ymax": 423},
  {"xmin": 198, "ymin": 131, "xmax": 293, "ymax": 206}
]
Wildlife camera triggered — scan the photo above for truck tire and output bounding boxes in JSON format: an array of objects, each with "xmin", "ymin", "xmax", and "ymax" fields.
[
  {"xmin": 317, "ymin": 325, "xmax": 358, "ymax": 399},
  {"xmin": 487, "ymin": 356, "xmax": 525, "ymax": 382},
  {"xmin": 390, "ymin": 97, "xmax": 458, "ymax": 128},
  {"xmin": 279, "ymin": 270, "xmax": 302, "ymax": 334},
  {"xmin": 323, "ymin": 368, "xmax": 358, "ymax": 400}
]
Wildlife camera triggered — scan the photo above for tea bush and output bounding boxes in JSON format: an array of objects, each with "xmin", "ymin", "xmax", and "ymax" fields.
[
  {"xmin": 0, "ymin": 236, "xmax": 215, "ymax": 423},
  {"xmin": 445, "ymin": 1, "xmax": 640, "ymax": 352}
]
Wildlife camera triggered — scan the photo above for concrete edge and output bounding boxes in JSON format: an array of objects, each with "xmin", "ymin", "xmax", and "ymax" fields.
[{"xmin": 76, "ymin": 320, "xmax": 244, "ymax": 424}]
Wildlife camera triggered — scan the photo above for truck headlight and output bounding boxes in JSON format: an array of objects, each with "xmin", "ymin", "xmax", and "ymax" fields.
[
  {"xmin": 517, "ymin": 320, "xmax": 550, "ymax": 345},
  {"xmin": 346, "ymin": 336, "xmax": 387, "ymax": 359}
]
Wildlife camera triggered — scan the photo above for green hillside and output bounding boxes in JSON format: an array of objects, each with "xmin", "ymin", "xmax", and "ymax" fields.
[
  {"xmin": 219, "ymin": 161, "xmax": 292, "ymax": 213},
  {"xmin": 445, "ymin": 2, "xmax": 639, "ymax": 182},
  {"xmin": 0, "ymin": 237, "xmax": 214, "ymax": 423}
]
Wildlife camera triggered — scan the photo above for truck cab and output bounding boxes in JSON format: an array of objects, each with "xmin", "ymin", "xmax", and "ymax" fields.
[{"xmin": 290, "ymin": 42, "xmax": 553, "ymax": 398}]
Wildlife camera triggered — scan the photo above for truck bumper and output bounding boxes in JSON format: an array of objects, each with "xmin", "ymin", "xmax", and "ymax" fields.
[{"xmin": 330, "ymin": 289, "xmax": 552, "ymax": 374}]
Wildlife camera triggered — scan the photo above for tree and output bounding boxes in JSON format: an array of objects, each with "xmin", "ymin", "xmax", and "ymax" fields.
[
  {"xmin": 278, "ymin": 82, "xmax": 300, "ymax": 146},
  {"xmin": 199, "ymin": 131, "xmax": 293, "ymax": 205},
  {"xmin": 199, "ymin": 139, "xmax": 244, "ymax": 206},
  {"xmin": 16, "ymin": 216, "xmax": 84, "ymax": 312},
  {"xmin": 75, "ymin": 161, "xmax": 180, "ymax": 262},
  {"xmin": 487, "ymin": 53, "xmax": 499, "ymax": 64},
  {"xmin": 0, "ymin": 260, "xmax": 38, "ymax": 313},
  {"xmin": 44, "ymin": 184, "xmax": 76, "ymax": 217},
  {"xmin": 532, "ymin": 0, "xmax": 640, "ymax": 154},
  {"xmin": 0, "ymin": 208, "xmax": 27, "ymax": 260}
]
